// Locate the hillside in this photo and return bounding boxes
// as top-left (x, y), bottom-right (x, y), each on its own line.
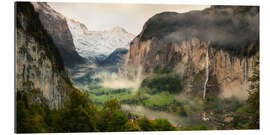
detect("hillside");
top-left (99, 48), bottom-right (129, 66)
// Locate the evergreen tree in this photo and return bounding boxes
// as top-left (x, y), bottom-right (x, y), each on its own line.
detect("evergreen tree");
top-left (57, 90), bottom-right (97, 132)
top-left (97, 98), bottom-right (128, 132)
top-left (151, 118), bottom-right (176, 131)
top-left (125, 121), bottom-right (142, 131)
top-left (136, 117), bottom-right (156, 131)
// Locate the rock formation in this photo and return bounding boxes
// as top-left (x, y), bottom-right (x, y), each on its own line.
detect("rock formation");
top-left (128, 6), bottom-right (259, 99)
top-left (16, 2), bottom-right (74, 109)
top-left (31, 2), bottom-right (85, 67)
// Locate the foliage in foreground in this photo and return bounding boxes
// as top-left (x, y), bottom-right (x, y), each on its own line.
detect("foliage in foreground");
top-left (16, 89), bottom-right (176, 133)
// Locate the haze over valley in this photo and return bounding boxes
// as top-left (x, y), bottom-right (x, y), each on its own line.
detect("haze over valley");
top-left (16, 2), bottom-right (259, 132)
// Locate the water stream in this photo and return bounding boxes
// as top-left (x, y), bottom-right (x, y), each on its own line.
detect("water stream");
top-left (203, 47), bottom-right (209, 99)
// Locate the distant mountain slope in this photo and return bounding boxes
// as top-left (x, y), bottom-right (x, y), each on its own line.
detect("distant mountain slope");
top-left (67, 19), bottom-right (135, 63)
top-left (128, 6), bottom-right (259, 99)
top-left (99, 48), bottom-right (128, 66)
top-left (31, 2), bottom-right (85, 67)
top-left (16, 2), bottom-right (74, 109)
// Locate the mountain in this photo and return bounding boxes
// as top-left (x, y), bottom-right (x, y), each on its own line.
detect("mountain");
top-left (99, 48), bottom-right (129, 66)
top-left (67, 19), bottom-right (135, 63)
top-left (31, 2), bottom-right (85, 67)
top-left (128, 6), bottom-right (259, 99)
top-left (16, 2), bottom-right (74, 109)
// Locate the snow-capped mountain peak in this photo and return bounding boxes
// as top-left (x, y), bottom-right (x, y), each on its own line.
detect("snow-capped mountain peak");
top-left (110, 26), bottom-right (127, 33)
top-left (67, 19), bottom-right (135, 63)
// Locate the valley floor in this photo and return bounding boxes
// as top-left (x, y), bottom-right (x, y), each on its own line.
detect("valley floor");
top-left (69, 63), bottom-right (252, 130)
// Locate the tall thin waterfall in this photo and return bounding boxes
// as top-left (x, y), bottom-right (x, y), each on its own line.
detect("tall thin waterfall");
top-left (203, 46), bottom-right (209, 99)
top-left (244, 58), bottom-right (248, 84)
top-left (244, 58), bottom-right (249, 89)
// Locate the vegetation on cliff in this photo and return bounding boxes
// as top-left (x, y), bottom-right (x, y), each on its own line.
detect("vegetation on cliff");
top-left (247, 57), bottom-right (259, 128)
top-left (16, 2), bottom-right (65, 73)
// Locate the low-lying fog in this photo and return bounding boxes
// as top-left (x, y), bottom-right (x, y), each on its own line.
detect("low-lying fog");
top-left (122, 104), bottom-right (184, 125)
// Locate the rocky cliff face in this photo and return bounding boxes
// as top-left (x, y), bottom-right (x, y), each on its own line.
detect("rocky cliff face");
top-left (128, 6), bottom-right (259, 99)
top-left (16, 2), bottom-right (74, 109)
top-left (31, 2), bottom-right (85, 67)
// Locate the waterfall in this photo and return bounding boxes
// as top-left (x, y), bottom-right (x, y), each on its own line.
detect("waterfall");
top-left (244, 58), bottom-right (248, 88)
top-left (203, 46), bottom-right (209, 99)
top-left (245, 59), bottom-right (248, 84)
top-left (244, 59), bottom-right (247, 83)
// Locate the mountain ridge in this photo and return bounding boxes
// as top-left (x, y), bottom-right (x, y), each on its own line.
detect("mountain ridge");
top-left (67, 18), bottom-right (135, 63)
top-left (31, 2), bottom-right (86, 67)
top-left (99, 48), bottom-right (129, 66)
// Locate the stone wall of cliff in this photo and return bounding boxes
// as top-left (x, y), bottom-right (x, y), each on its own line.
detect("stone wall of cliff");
top-left (129, 37), bottom-right (257, 99)
top-left (31, 2), bottom-right (85, 67)
top-left (16, 2), bottom-right (74, 109)
top-left (128, 6), bottom-right (259, 99)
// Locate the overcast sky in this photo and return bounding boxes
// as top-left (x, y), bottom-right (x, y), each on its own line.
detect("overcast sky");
top-left (48, 2), bottom-right (209, 35)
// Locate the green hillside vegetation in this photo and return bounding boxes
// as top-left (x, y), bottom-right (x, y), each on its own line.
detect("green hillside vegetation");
top-left (16, 89), bottom-right (177, 133)
top-left (86, 88), bottom-right (134, 105)
top-left (141, 74), bottom-right (182, 94)
top-left (125, 66), bottom-right (256, 129)
top-left (69, 62), bottom-right (259, 130)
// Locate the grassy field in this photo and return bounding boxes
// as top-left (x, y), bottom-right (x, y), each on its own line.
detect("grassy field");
top-left (86, 87), bottom-right (135, 105)
top-left (144, 92), bottom-right (175, 107)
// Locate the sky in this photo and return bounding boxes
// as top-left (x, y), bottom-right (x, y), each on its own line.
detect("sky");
top-left (48, 2), bottom-right (209, 35)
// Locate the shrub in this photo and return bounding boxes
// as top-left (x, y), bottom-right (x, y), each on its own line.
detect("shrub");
top-left (141, 74), bottom-right (182, 93)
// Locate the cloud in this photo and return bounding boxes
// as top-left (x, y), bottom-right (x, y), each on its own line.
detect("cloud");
top-left (144, 6), bottom-right (259, 50)
top-left (92, 65), bottom-right (144, 91)
top-left (48, 2), bottom-right (209, 35)
top-left (218, 85), bottom-right (249, 100)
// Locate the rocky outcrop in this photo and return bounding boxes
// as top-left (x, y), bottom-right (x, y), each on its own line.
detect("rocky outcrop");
top-left (31, 2), bottom-right (85, 67)
top-left (128, 6), bottom-right (259, 99)
top-left (16, 2), bottom-right (74, 109)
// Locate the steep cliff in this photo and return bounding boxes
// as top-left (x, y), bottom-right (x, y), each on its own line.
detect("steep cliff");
top-left (128, 6), bottom-right (259, 99)
top-left (16, 2), bottom-right (74, 109)
top-left (31, 2), bottom-right (85, 67)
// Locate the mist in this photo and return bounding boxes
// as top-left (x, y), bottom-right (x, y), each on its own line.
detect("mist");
top-left (122, 104), bottom-right (186, 125)
top-left (173, 62), bottom-right (187, 76)
top-left (218, 85), bottom-right (249, 100)
top-left (142, 6), bottom-right (259, 56)
top-left (92, 65), bottom-right (144, 91)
